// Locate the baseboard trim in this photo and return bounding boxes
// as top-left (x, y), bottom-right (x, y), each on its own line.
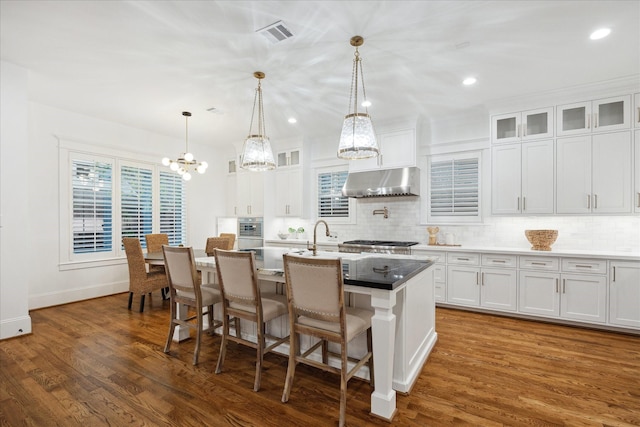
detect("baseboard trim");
top-left (29, 280), bottom-right (129, 310)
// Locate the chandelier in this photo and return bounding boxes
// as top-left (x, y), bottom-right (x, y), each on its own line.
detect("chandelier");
top-left (162, 111), bottom-right (208, 181)
top-left (241, 71), bottom-right (276, 171)
top-left (337, 36), bottom-right (380, 160)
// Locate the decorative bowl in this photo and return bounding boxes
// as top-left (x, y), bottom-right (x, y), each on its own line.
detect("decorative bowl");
top-left (277, 233), bottom-right (289, 240)
top-left (525, 229), bottom-right (558, 251)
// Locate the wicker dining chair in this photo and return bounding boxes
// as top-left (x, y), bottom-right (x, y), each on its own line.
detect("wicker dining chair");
top-left (281, 254), bottom-right (374, 427)
top-left (145, 233), bottom-right (169, 274)
top-left (162, 246), bottom-right (222, 365)
top-left (206, 237), bottom-right (234, 256)
top-left (219, 233), bottom-right (236, 250)
top-left (213, 249), bottom-right (289, 391)
top-left (122, 237), bottom-right (168, 313)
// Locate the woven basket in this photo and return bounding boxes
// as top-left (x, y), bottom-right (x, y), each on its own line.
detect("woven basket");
top-left (525, 229), bottom-right (558, 251)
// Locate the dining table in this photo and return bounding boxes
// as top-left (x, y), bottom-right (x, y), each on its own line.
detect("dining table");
top-left (144, 246), bottom-right (438, 422)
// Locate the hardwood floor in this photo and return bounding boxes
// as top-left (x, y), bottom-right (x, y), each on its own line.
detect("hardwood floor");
top-left (1, 293), bottom-right (638, 426)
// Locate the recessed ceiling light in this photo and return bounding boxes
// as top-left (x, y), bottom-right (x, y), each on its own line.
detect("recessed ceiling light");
top-left (590, 28), bottom-right (611, 40)
top-left (288, 117), bottom-right (297, 124)
top-left (462, 77), bottom-right (477, 86)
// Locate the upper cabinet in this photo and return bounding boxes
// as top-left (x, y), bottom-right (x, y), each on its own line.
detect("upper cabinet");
top-left (492, 140), bottom-right (554, 215)
top-left (556, 131), bottom-right (632, 214)
top-left (277, 149), bottom-right (301, 168)
top-left (349, 128), bottom-right (416, 172)
top-left (635, 93), bottom-right (640, 128)
top-left (236, 171), bottom-right (264, 217)
top-left (491, 107), bottom-right (554, 144)
top-left (556, 95), bottom-right (631, 137)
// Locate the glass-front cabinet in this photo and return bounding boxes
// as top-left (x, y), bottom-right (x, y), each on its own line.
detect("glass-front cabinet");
top-left (277, 149), bottom-right (301, 167)
top-left (491, 107), bottom-right (553, 144)
top-left (556, 95), bottom-right (631, 136)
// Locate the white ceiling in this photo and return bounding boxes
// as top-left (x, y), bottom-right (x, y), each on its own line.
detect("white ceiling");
top-left (1, 0), bottom-right (639, 148)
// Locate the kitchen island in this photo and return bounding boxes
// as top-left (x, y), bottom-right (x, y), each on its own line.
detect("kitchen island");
top-left (196, 247), bottom-right (438, 421)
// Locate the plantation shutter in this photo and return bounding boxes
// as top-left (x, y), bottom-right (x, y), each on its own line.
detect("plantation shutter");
top-left (318, 170), bottom-right (349, 218)
top-left (121, 165), bottom-right (153, 246)
top-left (159, 171), bottom-right (186, 245)
top-left (72, 159), bottom-right (113, 253)
top-left (430, 158), bottom-right (479, 216)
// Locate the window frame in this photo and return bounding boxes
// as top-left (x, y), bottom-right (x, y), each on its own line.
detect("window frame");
top-left (59, 141), bottom-right (188, 270)
top-left (315, 165), bottom-right (356, 225)
top-left (425, 150), bottom-right (482, 224)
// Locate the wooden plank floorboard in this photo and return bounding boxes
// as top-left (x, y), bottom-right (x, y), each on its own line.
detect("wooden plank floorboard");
top-left (1, 294), bottom-right (638, 426)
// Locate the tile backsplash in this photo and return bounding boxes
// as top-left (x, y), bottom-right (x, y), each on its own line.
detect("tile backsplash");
top-left (282, 198), bottom-right (639, 253)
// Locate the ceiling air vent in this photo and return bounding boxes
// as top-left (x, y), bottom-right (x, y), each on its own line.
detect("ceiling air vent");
top-left (256, 21), bottom-right (294, 44)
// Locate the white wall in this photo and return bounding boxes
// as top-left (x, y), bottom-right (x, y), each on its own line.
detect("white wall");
top-left (0, 61), bottom-right (32, 339)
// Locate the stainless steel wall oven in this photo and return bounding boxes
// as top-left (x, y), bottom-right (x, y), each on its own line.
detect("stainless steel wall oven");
top-left (237, 217), bottom-right (264, 250)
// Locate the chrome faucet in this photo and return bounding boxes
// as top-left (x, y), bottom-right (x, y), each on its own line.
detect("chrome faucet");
top-left (308, 220), bottom-right (330, 256)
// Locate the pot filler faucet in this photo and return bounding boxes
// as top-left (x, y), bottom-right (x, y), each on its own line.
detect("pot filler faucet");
top-left (308, 220), bottom-right (330, 256)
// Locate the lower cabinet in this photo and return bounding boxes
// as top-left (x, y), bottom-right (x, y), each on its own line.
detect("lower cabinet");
top-left (609, 261), bottom-right (640, 328)
top-left (446, 265), bottom-right (517, 312)
top-left (414, 248), bottom-right (639, 333)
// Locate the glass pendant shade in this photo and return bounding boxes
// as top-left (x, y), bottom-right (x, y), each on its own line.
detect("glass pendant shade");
top-left (241, 71), bottom-right (276, 171)
top-left (337, 36), bottom-right (380, 160)
top-left (338, 112), bottom-right (379, 159)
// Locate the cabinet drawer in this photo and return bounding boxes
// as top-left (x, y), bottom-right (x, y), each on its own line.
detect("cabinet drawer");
top-left (482, 254), bottom-right (517, 268)
top-left (428, 252), bottom-right (447, 263)
top-left (519, 256), bottom-right (559, 271)
top-left (447, 252), bottom-right (480, 265)
top-left (433, 264), bottom-right (446, 283)
top-left (562, 258), bottom-right (607, 275)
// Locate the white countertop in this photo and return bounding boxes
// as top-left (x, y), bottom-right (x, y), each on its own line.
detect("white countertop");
top-left (411, 244), bottom-right (640, 261)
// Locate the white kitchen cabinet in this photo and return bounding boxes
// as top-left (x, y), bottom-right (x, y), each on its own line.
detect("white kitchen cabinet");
top-left (634, 93), bottom-right (640, 128)
top-left (559, 274), bottom-right (607, 323)
top-left (491, 107), bottom-right (553, 144)
top-left (556, 95), bottom-right (631, 136)
top-left (447, 265), bottom-right (479, 306)
top-left (277, 148), bottom-right (301, 168)
top-left (236, 171), bottom-right (264, 216)
top-left (433, 263), bottom-right (446, 302)
top-left (609, 261), bottom-right (640, 328)
top-left (225, 173), bottom-right (238, 216)
top-left (480, 268), bottom-right (517, 312)
top-left (635, 132), bottom-right (640, 213)
top-left (275, 167), bottom-right (302, 217)
top-left (491, 140), bottom-right (554, 214)
top-left (349, 128), bottom-right (416, 172)
top-left (556, 131), bottom-right (632, 213)
top-left (518, 270), bottom-right (560, 317)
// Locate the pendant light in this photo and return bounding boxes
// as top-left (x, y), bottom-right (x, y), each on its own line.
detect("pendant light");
top-left (161, 111), bottom-right (208, 181)
top-left (337, 36), bottom-right (379, 160)
top-left (241, 71), bottom-right (276, 171)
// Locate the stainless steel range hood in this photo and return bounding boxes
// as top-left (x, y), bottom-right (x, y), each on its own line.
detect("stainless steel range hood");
top-left (342, 167), bottom-right (420, 198)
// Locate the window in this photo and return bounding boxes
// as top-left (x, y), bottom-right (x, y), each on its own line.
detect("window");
top-left (318, 169), bottom-right (349, 219)
top-left (159, 171), bottom-right (186, 246)
top-left (72, 159), bottom-right (113, 254)
top-left (121, 165), bottom-right (153, 246)
top-left (62, 143), bottom-right (188, 266)
top-left (427, 152), bottom-right (481, 223)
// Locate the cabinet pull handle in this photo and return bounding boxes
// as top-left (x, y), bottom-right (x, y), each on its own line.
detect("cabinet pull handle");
top-left (517, 197), bottom-right (521, 211)
top-left (476, 272), bottom-right (479, 285)
top-left (575, 264), bottom-right (592, 268)
top-left (637, 192), bottom-right (640, 208)
top-left (612, 266), bottom-right (616, 282)
top-left (555, 278), bottom-right (559, 293)
top-left (587, 194), bottom-right (591, 209)
top-left (586, 113), bottom-right (590, 129)
top-left (637, 107), bottom-right (640, 124)
top-left (594, 194), bottom-right (598, 209)
top-left (562, 279), bottom-right (566, 294)
top-left (458, 258), bottom-right (470, 261)
top-left (517, 124), bottom-right (521, 138)
top-left (594, 112), bottom-right (598, 128)
top-left (481, 272), bottom-right (485, 286)
top-left (531, 262), bottom-right (546, 266)
top-left (523, 196), bottom-right (526, 211)
top-left (492, 260), bottom-right (506, 263)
